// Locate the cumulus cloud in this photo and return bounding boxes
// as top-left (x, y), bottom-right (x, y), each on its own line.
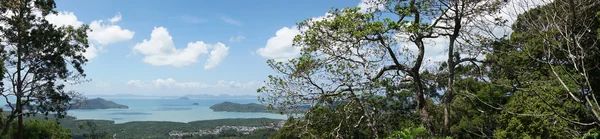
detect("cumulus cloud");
top-left (220, 16), bottom-right (242, 26)
top-left (126, 80), bottom-right (145, 88)
top-left (45, 11), bottom-right (84, 28)
top-left (44, 12), bottom-right (135, 60)
top-left (256, 27), bottom-right (301, 62)
top-left (256, 14), bottom-right (332, 62)
top-left (126, 78), bottom-right (260, 89)
top-left (205, 44), bottom-right (229, 70)
top-left (109, 13), bottom-right (122, 23)
top-left (357, 0), bottom-right (386, 13)
top-left (88, 14), bottom-right (135, 45)
top-left (83, 44), bottom-right (99, 60)
top-left (132, 27), bottom-right (229, 68)
top-left (228, 35), bottom-right (245, 43)
top-left (481, 0), bottom-right (552, 38)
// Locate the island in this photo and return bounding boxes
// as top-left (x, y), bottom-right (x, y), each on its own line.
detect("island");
top-left (209, 102), bottom-right (269, 113)
top-left (178, 96), bottom-right (190, 100)
top-left (192, 103), bottom-right (199, 105)
top-left (5, 98), bottom-right (128, 110)
top-left (71, 98), bottom-right (129, 109)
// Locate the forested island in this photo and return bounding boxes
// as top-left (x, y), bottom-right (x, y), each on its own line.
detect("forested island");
top-left (210, 102), bottom-right (269, 113)
top-left (71, 98), bottom-right (129, 109)
top-left (5, 98), bottom-right (128, 110)
top-left (178, 96), bottom-right (191, 100)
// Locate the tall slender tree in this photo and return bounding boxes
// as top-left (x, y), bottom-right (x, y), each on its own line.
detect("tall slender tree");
top-left (0, 0), bottom-right (90, 138)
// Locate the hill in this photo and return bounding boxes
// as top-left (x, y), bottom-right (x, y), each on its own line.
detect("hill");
top-left (209, 102), bottom-right (269, 113)
top-left (5, 98), bottom-right (128, 110)
top-left (71, 98), bottom-right (128, 109)
top-left (178, 96), bottom-right (191, 100)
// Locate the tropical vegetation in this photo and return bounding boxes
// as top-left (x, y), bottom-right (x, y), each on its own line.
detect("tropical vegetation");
top-left (259, 0), bottom-right (600, 138)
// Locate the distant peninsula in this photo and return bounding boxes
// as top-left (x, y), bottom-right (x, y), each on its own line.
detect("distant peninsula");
top-left (5, 98), bottom-right (128, 110)
top-left (209, 102), bottom-right (269, 113)
top-left (71, 98), bottom-right (128, 109)
top-left (178, 96), bottom-right (190, 100)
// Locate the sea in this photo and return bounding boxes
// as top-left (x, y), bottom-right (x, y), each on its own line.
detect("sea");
top-left (10, 98), bottom-right (287, 124)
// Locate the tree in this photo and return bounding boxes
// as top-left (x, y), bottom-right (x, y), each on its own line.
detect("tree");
top-left (258, 3), bottom-right (447, 137)
top-left (0, 0), bottom-right (90, 138)
top-left (260, 0), bottom-right (600, 138)
top-left (258, 0), bottom-right (505, 136)
top-left (420, 0), bottom-right (504, 136)
top-left (448, 0), bottom-right (600, 138)
top-left (490, 0), bottom-right (600, 130)
top-left (510, 0), bottom-right (600, 125)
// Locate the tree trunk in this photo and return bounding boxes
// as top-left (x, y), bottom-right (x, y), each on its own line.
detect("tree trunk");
top-left (412, 38), bottom-right (430, 133)
top-left (414, 73), bottom-right (431, 131)
top-left (15, 17), bottom-right (23, 139)
top-left (16, 98), bottom-right (23, 139)
top-left (443, 36), bottom-right (456, 137)
top-left (443, 5), bottom-right (462, 135)
top-left (16, 54), bottom-right (23, 139)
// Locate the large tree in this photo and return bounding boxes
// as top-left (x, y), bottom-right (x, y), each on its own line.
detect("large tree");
top-left (0, 0), bottom-right (90, 138)
top-left (445, 0), bottom-right (600, 138)
top-left (513, 0), bottom-right (600, 124)
top-left (258, 0), bottom-right (505, 137)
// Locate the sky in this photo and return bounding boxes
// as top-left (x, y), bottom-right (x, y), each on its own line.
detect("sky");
top-left (45, 0), bottom-right (547, 97)
top-left (46, 0), bottom-right (371, 96)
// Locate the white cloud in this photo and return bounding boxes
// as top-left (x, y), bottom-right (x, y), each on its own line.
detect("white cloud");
top-left (88, 14), bottom-right (135, 45)
top-left (220, 16), bottom-right (242, 26)
top-left (126, 80), bottom-right (145, 88)
top-left (228, 35), bottom-right (245, 43)
top-left (357, 0), bottom-right (385, 13)
top-left (127, 78), bottom-right (260, 89)
top-left (481, 0), bottom-right (552, 38)
top-left (256, 13), bottom-right (332, 62)
top-left (109, 12), bottom-right (122, 23)
top-left (204, 44), bottom-right (229, 70)
top-left (256, 27), bottom-right (301, 62)
top-left (132, 27), bottom-right (229, 68)
top-left (43, 12), bottom-right (134, 60)
top-left (45, 11), bottom-right (84, 28)
top-left (83, 44), bottom-right (99, 60)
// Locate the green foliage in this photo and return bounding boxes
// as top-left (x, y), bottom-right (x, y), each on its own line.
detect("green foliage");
top-left (269, 100), bottom-right (419, 139)
top-left (386, 126), bottom-right (454, 139)
top-left (262, 0), bottom-right (600, 138)
top-left (5, 113), bottom-right (283, 139)
top-left (386, 126), bottom-right (427, 139)
top-left (582, 128), bottom-right (600, 139)
top-left (4, 120), bottom-right (71, 139)
top-left (76, 118), bottom-right (280, 138)
top-left (78, 121), bottom-right (110, 139)
top-left (209, 101), bottom-right (270, 113)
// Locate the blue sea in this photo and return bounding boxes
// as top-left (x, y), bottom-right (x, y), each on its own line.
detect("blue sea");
top-left (64, 98), bottom-right (286, 123)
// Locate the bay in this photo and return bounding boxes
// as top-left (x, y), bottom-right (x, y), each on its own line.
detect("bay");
top-left (66, 98), bottom-right (287, 123)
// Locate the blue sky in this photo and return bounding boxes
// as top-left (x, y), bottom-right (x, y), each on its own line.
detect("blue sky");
top-left (46, 0), bottom-right (370, 96)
